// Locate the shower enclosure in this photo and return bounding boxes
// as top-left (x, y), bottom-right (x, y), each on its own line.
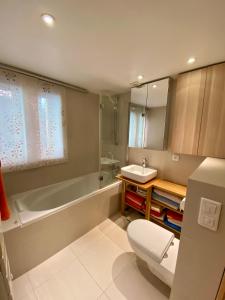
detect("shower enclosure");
top-left (99, 93), bottom-right (129, 186)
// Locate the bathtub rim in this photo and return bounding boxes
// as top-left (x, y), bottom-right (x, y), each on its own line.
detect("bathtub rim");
top-left (3, 179), bottom-right (121, 233)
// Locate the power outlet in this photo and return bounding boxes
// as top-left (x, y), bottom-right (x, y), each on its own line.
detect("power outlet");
top-left (172, 153), bottom-right (180, 162)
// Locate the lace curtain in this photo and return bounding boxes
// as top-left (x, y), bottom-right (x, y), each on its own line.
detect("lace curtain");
top-left (0, 69), bottom-right (67, 172)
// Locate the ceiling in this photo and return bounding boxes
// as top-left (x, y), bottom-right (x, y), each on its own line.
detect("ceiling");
top-left (0, 0), bottom-right (225, 93)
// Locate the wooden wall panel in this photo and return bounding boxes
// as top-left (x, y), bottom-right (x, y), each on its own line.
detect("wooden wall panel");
top-left (198, 63), bottom-right (225, 158)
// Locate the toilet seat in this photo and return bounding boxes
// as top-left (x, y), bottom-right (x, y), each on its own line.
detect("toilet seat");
top-left (127, 219), bottom-right (174, 263)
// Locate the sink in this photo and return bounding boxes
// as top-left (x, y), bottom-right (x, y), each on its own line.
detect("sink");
top-left (121, 164), bottom-right (157, 183)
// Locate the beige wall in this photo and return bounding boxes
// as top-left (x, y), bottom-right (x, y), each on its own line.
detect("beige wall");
top-left (3, 89), bottom-right (99, 195)
top-left (171, 158), bottom-right (225, 300)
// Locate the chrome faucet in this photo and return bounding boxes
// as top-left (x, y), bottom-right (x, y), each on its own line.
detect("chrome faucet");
top-left (142, 157), bottom-right (147, 168)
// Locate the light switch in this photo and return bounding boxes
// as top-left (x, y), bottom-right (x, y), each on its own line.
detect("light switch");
top-left (198, 197), bottom-right (222, 231)
top-left (203, 202), bottom-right (217, 214)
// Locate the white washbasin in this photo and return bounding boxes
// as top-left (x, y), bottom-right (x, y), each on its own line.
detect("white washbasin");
top-left (121, 164), bottom-right (157, 183)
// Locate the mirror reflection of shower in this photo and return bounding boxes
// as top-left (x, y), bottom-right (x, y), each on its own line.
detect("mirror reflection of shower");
top-left (99, 91), bottom-right (129, 187)
top-left (100, 93), bottom-right (119, 146)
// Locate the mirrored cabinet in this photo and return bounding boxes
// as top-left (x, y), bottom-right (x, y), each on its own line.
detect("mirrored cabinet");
top-left (128, 77), bottom-right (171, 150)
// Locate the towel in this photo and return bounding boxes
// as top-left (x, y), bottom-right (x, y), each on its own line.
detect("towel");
top-left (167, 218), bottom-right (182, 227)
top-left (136, 188), bottom-right (147, 197)
top-left (164, 219), bottom-right (181, 232)
top-left (180, 197), bottom-right (186, 211)
top-left (152, 192), bottom-right (180, 210)
top-left (125, 191), bottom-right (146, 211)
top-left (126, 191), bottom-right (145, 204)
top-left (0, 161), bottom-right (10, 221)
top-left (150, 210), bottom-right (165, 221)
top-left (167, 210), bottom-right (183, 222)
top-left (150, 203), bottom-right (162, 213)
top-left (154, 188), bottom-right (182, 204)
top-left (126, 198), bottom-right (146, 211)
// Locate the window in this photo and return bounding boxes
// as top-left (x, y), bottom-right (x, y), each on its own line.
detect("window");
top-left (0, 69), bottom-right (66, 172)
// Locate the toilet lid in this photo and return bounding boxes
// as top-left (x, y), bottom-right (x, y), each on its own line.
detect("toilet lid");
top-left (127, 219), bottom-right (174, 263)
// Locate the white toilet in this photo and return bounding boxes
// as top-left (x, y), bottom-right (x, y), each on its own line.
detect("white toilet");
top-left (127, 219), bottom-right (180, 287)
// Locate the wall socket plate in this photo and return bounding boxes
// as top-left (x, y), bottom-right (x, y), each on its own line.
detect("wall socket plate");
top-left (172, 153), bottom-right (180, 161)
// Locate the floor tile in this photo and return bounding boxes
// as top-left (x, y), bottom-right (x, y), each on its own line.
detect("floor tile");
top-left (110, 214), bottom-right (130, 230)
top-left (98, 219), bottom-right (116, 235)
top-left (13, 216), bottom-right (171, 300)
top-left (78, 234), bottom-right (135, 290)
top-left (28, 246), bottom-right (75, 288)
top-left (69, 227), bottom-right (104, 257)
top-left (98, 292), bottom-right (110, 299)
top-left (13, 274), bottom-right (36, 300)
top-left (57, 259), bottom-right (102, 299)
top-left (35, 259), bottom-right (102, 300)
top-left (102, 223), bottom-right (133, 252)
top-left (105, 259), bottom-right (170, 300)
top-left (35, 277), bottom-right (72, 300)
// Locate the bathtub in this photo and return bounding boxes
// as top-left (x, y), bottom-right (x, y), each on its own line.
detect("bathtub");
top-left (11, 171), bottom-right (119, 225)
top-left (5, 171), bottom-right (121, 278)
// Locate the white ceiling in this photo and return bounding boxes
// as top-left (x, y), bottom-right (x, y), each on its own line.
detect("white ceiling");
top-left (0, 0), bottom-right (225, 93)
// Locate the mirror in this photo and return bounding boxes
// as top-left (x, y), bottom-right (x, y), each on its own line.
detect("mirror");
top-left (128, 78), bottom-right (170, 150)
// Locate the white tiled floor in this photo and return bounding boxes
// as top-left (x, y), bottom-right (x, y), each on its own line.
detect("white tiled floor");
top-left (12, 214), bottom-right (170, 300)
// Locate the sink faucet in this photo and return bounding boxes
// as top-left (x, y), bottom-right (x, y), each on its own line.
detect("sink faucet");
top-left (142, 157), bottom-right (147, 168)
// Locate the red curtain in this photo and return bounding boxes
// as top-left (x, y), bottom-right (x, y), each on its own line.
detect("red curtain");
top-left (0, 161), bottom-right (10, 220)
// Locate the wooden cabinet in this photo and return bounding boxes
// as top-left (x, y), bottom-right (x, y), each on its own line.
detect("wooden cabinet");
top-left (116, 175), bottom-right (187, 238)
top-left (216, 269), bottom-right (225, 300)
top-left (198, 63), bottom-right (225, 157)
top-left (170, 68), bottom-right (206, 155)
top-left (170, 62), bottom-right (225, 158)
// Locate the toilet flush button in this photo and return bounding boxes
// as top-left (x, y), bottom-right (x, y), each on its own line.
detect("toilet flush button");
top-left (198, 197), bottom-right (222, 231)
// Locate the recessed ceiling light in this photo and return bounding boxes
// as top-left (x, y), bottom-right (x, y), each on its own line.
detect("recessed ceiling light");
top-left (152, 84), bottom-right (157, 88)
top-left (41, 13), bottom-right (55, 26)
top-left (187, 57), bottom-right (196, 64)
top-left (137, 75), bottom-right (143, 81)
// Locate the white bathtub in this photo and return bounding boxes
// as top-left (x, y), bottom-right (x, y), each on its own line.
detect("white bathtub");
top-left (6, 171), bottom-right (121, 277)
top-left (11, 171), bottom-right (119, 225)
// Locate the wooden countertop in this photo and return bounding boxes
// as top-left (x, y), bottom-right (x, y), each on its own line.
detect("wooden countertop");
top-left (116, 175), bottom-right (187, 198)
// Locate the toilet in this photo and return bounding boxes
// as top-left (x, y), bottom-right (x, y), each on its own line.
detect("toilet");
top-left (127, 219), bottom-right (180, 287)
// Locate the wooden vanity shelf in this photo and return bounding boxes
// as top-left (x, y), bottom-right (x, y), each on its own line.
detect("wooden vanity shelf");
top-left (116, 175), bottom-right (187, 238)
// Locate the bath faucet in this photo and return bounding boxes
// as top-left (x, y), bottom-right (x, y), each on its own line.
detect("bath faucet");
top-left (142, 157), bottom-right (147, 168)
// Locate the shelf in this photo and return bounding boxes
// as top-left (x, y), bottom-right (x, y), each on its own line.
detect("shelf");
top-left (116, 174), bottom-right (158, 190)
top-left (118, 174), bottom-right (186, 237)
top-left (150, 216), bottom-right (181, 236)
top-left (152, 180), bottom-right (186, 198)
top-left (125, 202), bottom-right (146, 216)
top-left (116, 174), bottom-right (187, 197)
top-left (126, 188), bottom-right (147, 199)
top-left (151, 199), bottom-right (183, 215)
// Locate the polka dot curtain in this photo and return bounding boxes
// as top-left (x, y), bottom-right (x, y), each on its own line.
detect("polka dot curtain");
top-left (0, 69), bottom-right (67, 172)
